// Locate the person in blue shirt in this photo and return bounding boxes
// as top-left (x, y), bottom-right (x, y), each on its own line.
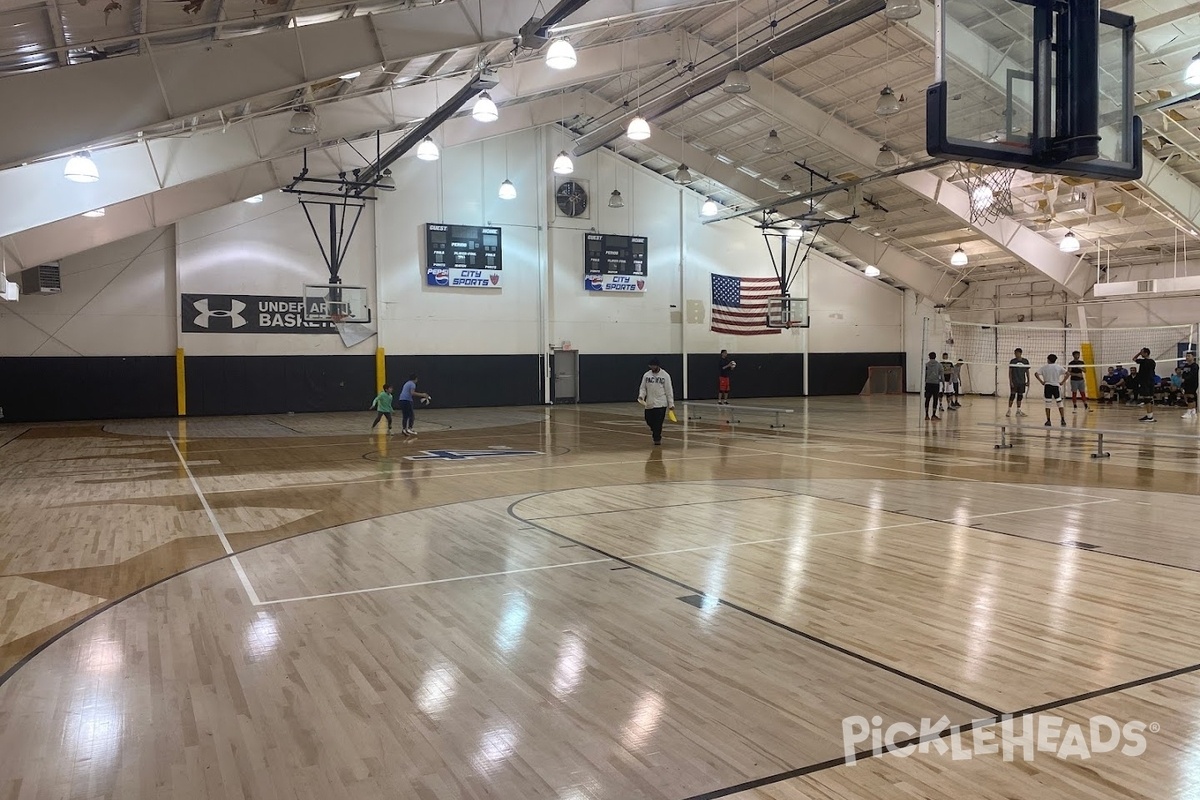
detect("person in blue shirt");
top-left (396, 373), bottom-right (432, 436)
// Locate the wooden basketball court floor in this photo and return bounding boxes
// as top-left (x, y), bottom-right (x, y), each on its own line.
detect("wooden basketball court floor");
top-left (1, 395), bottom-right (1199, 799)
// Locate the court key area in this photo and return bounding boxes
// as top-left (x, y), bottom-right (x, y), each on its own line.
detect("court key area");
top-left (2, 396), bottom-right (1199, 799)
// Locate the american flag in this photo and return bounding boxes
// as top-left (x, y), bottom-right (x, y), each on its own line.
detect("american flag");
top-left (711, 273), bottom-right (781, 336)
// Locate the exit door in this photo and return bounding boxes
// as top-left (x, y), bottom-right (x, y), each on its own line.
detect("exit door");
top-left (554, 350), bottom-right (579, 403)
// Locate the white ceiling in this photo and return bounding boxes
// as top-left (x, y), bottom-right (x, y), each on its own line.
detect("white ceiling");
top-left (0, 0), bottom-right (1198, 304)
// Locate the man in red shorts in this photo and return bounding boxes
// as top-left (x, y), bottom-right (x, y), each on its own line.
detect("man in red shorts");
top-left (718, 349), bottom-right (736, 405)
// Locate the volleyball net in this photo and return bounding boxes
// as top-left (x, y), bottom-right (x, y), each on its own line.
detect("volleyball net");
top-left (926, 321), bottom-right (1198, 396)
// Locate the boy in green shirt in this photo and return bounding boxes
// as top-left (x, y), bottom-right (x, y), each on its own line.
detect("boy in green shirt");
top-left (370, 384), bottom-right (395, 433)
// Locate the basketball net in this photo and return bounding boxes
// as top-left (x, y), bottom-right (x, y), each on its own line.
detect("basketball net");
top-left (956, 162), bottom-right (1016, 225)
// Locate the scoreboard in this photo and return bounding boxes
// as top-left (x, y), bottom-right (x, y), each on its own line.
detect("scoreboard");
top-left (426, 223), bottom-right (502, 270)
top-left (425, 223), bottom-right (503, 289)
top-left (584, 233), bottom-right (647, 276)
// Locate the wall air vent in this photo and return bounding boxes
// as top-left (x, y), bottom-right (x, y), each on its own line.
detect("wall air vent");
top-left (18, 263), bottom-right (61, 294)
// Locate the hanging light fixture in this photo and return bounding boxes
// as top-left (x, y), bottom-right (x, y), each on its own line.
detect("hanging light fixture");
top-left (762, 129), bottom-right (783, 154)
top-left (786, 223), bottom-right (804, 240)
top-left (673, 164), bottom-right (694, 184)
top-left (778, 173), bottom-right (795, 193)
top-left (723, 68), bottom-right (751, 94)
top-left (243, 194), bottom-right (264, 204)
top-left (608, 189), bottom-right (625, 208)
top-left (375, 170), bottom-right (396, 191)
top-left (339, 71), bottom-right (361, 81)
top-left (1186, 52), bottom-right (1200, 86)
top-left (545, 38), bottom-right (577, 70)
top-left (64, 151), bottom-right (99, 183)
top-left (627, 115), bottom-right (651, 141)
top-left (950, 245), bottom-right (968, 266)
top-left (885, 0), bottom-right (921, 20)
top-left (971, 185), bottom-right (995, 211)
top-left (701, 198), bottom-right (719, 217)
top-left (82, 207), bottom-right (106, 218)
top-left (723, 3), bottom-right (750, 93)
top-left (553, 150), bottom-right (574, 175)
top-left (1060, 231), bottom-right (1081, 252)
top-left (875, 86), bottom-right (901, 116)
top-left (875, 144), bottom-right (898, 169)
top-left (288, 106), bottom-right (318, 135)
top-left (472, 92), bottom-right (498, 123)
top-left (498, 179), bottom-right (517, 200)
top-left (417, 136), bottom-right (440, 161)
top-left (864, 265), bottom-right (881, 277)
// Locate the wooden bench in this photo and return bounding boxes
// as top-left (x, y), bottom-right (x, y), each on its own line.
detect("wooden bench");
top-left (979, 422), bottom-right (1200, 459)
top-left (684, 402), bottom-right (795, 429)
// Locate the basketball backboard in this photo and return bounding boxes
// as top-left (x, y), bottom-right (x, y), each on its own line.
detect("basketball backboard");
top-left (766, 296), bottom-right (809, 329)
top-left (926, 0), bottom-right (1141, 180)
top-left (302, 284), bottom-right (371, 323)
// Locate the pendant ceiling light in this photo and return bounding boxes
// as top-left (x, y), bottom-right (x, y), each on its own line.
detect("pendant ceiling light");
top-left (288, 106), bottom-right (318, 135)
top-left (64, 151), bottom-right (99, 183)
top-left (786, 223), bottom-right (804, 240)
top-left (416, 136), bottom-right (440, 161)
top-left (1060, 231), bottom-right (1081, 252)
top-left (82, 207), bottom-right (106, 218)
top-left (1186, 53), bottom-right (1200, 86)
top-left (971, 185), bottom-right (995, 211)
top-left (723, 69), bottom-right (751, 94)
top-left (243, 194), bottom-right (264, 204)
top-left (885, 0), bottom-right (921, 20)
top-left (498, 179), bottom-right (517, 200)
top-left (627, 115), bottom-right (651, 140)
top-left (723, 3), bottom-right (750, 94)
top-left (864, 265), bottom-right (881, 277)
top-left (875, 144), bottom-right (898, 169)
top-left (472, 92), bottom-right (498, 123)
top-left (339, 71), bottom-right (361, 81)
top-left (778, 173), bottom-right (795, 193)
top-left (875, 86), bottom-right (901, 116)
top-left (553, 150), bottom-right (574, 175)
top-left (763, 129), bottom-right (783, 154)
top-left (701, 198), bottom-right (719, 217)
top-left (608, 189), bottom-right (625, 208)
top-left (950, 245), bottom-right (968, 266)
top-left (545, 38), bottom-right (577, 70)
top-left (375, 169), bottom-right (396, 191)
top-left (673, 164), bottom-right (694, 184)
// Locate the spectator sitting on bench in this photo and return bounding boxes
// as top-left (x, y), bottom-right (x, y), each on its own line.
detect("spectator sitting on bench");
top-left (1099, 367), bottom-right (1122, 404)
top-left (1165, 368), bottom-right (1185, 406)
top-left (1124, 367), bottom-right (1138, 404)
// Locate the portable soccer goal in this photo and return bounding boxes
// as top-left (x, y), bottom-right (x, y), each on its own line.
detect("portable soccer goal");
top-left (860, 366), bottom-right (904, 395)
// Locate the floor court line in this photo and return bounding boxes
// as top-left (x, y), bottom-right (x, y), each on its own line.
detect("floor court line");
top-left (168, 433), bottom-right (263, 606)
top-left (947, 497), bottom-right (1121, 522)
top-left (253, 557), bottom-right (612, 606)
top-left (507, 495), bottom-right (1003, 718)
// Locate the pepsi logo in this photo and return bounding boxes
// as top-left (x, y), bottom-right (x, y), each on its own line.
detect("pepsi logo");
top-left (430, 269), bottom-right (449, 286)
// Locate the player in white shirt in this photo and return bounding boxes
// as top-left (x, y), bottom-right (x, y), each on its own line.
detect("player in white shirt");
top-left (637, 357), bottom-right (676, 445)
top-left (1035, 353), bottom-right (1068, 427)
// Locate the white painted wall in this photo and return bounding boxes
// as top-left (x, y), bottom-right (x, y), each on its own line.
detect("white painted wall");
top-left (177, 189), bottom-right (377, 356)
top-left (1, 126), bottom-right (906, 379)
top-left (0, 228), bottom-right (175, 356)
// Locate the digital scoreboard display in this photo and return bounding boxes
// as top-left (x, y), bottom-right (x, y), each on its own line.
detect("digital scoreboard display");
top-left (425, 224), bottom-right (503, 271)
top-left (584, 233), bottom-right (647, 276)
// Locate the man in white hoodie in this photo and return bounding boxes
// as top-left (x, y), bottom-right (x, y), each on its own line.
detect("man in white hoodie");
top-left (637, 357), bottom-right (675, 446)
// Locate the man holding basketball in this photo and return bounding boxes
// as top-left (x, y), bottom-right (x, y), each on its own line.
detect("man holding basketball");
top-left (718, 350), bottom-right (736, 405)
top-left (397, 373), bottom-right (432, 436)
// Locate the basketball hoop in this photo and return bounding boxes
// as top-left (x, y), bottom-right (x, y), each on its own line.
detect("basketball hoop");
top-left (956, 162), bottom-right (1016, 225)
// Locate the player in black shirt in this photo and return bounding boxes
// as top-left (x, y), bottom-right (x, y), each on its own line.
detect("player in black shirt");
top-left (1182, 351), bottom-right (1198, 420)
top-left (718, 349), bottom-right (736, 405)
top-left (1133, 347), bottom-right (1157, 422)
top-left (1066, 351), bottom-right (1090, 411)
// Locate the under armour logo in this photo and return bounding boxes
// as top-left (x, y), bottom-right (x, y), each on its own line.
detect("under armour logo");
top-left (192, 298), bottom-right (247, 329)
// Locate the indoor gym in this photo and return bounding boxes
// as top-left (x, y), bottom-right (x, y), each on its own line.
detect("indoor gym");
top-left (1, 0), bottom-right (1200, 798)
